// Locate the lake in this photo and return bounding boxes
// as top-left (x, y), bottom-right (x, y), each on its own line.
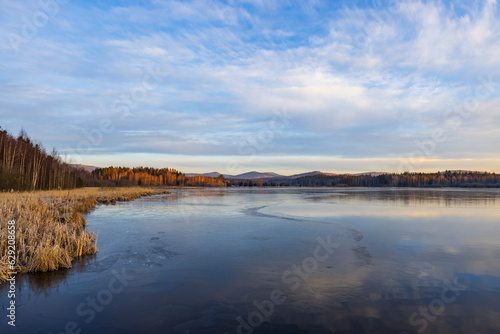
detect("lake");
top-left (2, 188), bottom-right (500, 333)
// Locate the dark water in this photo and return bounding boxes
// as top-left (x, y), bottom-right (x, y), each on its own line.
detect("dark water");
top-left (2, 188), bottom-right (500, 334)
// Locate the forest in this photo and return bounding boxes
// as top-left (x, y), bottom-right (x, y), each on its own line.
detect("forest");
top-left (234, 171), bottom-right (500, 188)
top-left (0, 126), bottom-right (228, 190)
top-left (0, 127), bottom-right (86, 191)
top-left (89, 166), bottom-right (228, 187)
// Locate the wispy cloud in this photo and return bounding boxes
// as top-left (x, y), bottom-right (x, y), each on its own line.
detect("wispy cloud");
top-left (0, 0), bottom-right (499, 172)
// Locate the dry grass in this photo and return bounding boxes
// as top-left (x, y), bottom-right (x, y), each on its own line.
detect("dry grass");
top-left (0, 187), bottom-right (167, 283)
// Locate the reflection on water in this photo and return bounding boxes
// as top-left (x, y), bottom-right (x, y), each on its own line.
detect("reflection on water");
top-left (305, 188), bottom-right (500, 208)
top-left (1, 188), bottom-right (500, 334)
top-left (0, 254), bottom-right (97, 302)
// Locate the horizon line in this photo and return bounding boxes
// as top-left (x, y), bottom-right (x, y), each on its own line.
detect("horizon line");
top-left (75, 165), bottom-right (499, 176)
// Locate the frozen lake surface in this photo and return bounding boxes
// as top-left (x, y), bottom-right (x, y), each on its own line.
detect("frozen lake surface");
top-left (2, 188), bottom-right (500, 333)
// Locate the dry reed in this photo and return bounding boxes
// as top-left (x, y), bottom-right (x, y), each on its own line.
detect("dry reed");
top-left (0, 187), bottom-right (167, 283)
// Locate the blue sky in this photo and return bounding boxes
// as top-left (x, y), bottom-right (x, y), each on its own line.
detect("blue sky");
top-left (1, 0), bottom-right (499, 174)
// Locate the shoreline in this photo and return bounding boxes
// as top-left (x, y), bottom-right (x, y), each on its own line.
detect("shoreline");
top-left (0, 187), bottom-right (169, 284)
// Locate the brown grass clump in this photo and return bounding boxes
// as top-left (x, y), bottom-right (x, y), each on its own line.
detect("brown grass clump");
top-left (0, 260), bottom-right (9, 282)
top-left (0, 187), bottom-right (167, 284)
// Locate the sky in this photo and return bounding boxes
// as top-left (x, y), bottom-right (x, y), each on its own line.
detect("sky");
top-left (1, 0), bottom-right (500, 175)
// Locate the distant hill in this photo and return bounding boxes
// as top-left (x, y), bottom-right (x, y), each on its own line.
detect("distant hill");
top-left (289, 171), bottom-right (323, 178)
top-left (186, 171), bottom-right (352, 180)
top-left (286, 171), bottom-right (338, 178)
top-left (185, 172), bottom-right (222, 178)
top-left (185, 170), bottom-right (413, 181)
top-left (354, 172), bottom-right (386, 177)
top-left (447, 170), bottom-right (472, 174)
top-left (70, 164), bottom-right (100, 173)
top-left (229, 171), bottom-right (284, 179)
top-left (186, 171), bottom-right (285, 179)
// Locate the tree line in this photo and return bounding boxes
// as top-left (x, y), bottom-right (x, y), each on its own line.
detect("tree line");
top-left (230, 171), bottom-right (500, 188)
top-left (0, 126), bottom-right (228, 191)
top-left (89, 166), bottom-right (228, 187)
top-left (0, 127), bottom-right (85, 191)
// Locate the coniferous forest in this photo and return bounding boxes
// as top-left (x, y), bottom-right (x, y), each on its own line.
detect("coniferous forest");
top-left (248, 171), bottom-right (500, 188)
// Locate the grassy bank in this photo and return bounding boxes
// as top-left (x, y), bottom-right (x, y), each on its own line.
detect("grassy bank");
top-left (0, 187), bottom-right (167, 283)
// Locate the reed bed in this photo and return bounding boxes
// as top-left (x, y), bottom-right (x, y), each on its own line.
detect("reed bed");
top-left (0, 187), bottom-right (167, 283)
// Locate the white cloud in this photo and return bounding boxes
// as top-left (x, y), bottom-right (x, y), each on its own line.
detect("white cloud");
top-left (1, 0), bottom-right (499, 171)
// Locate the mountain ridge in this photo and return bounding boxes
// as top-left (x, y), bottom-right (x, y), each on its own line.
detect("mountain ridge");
top-left (185, 171), bottom-right (387, 180)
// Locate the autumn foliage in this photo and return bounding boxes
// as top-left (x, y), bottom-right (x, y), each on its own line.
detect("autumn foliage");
top-left (89, 166), bottom-right (227, 187)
